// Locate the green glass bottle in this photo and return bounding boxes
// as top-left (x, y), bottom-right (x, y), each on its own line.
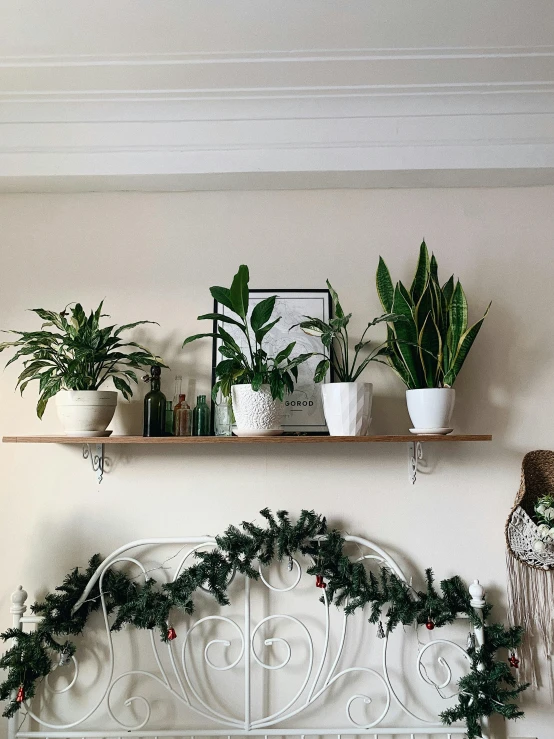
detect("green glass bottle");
top-left (165, 400), bottom-right (173, 436)
top-left (143, 366), bottom-right (167, 437)
top-left (193, 394), bottom-right (210, 436)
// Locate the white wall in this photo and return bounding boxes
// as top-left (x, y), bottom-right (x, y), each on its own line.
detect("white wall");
top-left (0, 187), bottom-right (553, 737)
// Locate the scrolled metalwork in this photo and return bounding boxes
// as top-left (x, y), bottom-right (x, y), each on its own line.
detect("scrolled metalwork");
top-left (12, 535), bottom-right (479, 738)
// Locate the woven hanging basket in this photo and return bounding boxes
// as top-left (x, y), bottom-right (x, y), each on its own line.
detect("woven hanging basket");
top-left (506, 450), bottom-right (554, 690)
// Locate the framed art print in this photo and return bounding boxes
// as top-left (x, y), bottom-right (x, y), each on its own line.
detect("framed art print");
top-left (212, 289), bottom-right (332, 433)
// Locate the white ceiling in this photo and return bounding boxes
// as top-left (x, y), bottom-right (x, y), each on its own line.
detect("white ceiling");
top-left (1, 1), bottom-right (554, 191)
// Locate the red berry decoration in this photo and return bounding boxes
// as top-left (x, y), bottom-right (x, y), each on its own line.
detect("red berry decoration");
top-left (167, 627), bottom-right (177, 641)
top-left (509, 652), bottom-right (520, 668)
top-left (315, 575), bottom-right (326, 589)
top-left (16, 685), bottom-right (25, 703)
top-left (425, 618), bottom-right (435, 630)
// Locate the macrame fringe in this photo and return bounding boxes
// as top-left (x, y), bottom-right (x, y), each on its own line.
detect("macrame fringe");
top-left (506, 550), bottom-right (554, 694)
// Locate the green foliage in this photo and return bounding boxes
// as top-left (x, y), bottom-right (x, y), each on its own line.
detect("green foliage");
top-left (291, 280), bottom-right (405, 383)
top-left (376, 241), bottom-right (491, 389)
top-left (0, 302), bottom-right (166, 417)
top-left (0, 509), bottom-right (526, 738)
top-left (183, 265), bottom-right (313, 400)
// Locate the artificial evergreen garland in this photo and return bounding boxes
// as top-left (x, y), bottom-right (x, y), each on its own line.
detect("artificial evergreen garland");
top-left (0, 509), bottom-right (527, 738)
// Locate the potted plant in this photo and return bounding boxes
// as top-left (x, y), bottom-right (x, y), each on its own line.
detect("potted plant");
top-left (0, 302), bottom-right (166, 436)
top-left (376, 240), bottom-right (491, 433)
top-left (183, 265), bottom-right (312, 436)
top-left (292, 281), bottom-right (403, 436)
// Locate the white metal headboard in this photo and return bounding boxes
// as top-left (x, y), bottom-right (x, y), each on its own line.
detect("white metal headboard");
top-left (7, 535), bottom-right (488, 739)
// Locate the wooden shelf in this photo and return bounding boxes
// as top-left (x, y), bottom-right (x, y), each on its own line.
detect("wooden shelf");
top-left (2, 434), bottom-right (492, 445)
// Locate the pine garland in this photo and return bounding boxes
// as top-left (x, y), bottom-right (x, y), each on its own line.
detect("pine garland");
top-left (0, 509), bottom-right (527, 738)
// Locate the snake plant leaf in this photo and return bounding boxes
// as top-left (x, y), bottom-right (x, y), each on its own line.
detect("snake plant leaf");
top-left (229, 265), bottom-right (250, 319)
top-left (414, 280), bottom-right (434, 335)
top-left (410, 240), bottom-right (430, 304)
top-left (418, 313), bottom-right (442, 388)
top-left (391, 283), bottom-right (421, 389)
top-left (448, 280), bottom-right (468, 358)
top-left (430, 253), bottom-right (439, 282)
top-left (376, 257), bottom-right (394, 313)
top-left (197, 313), bottom-right (246, 331)
top-left (326, 280), bottom-right (344, 319)
top-left (250, 296), bottom-right (277, 333)
top-left (209, 286), bottom-right (235, 313)
top-left (444, 302), bottom-right (491, 386)
top-left (384, 332), bottom-right (415, 388)
top-left (442, 276), bottom-right (455, 307)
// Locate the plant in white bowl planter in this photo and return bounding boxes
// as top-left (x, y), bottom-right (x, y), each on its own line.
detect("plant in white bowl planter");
top-left (376, 240), bottom-right (491, 434)
top-left (0, 302), bottom-right (166, 436)
top-left (183, 265), bottom-right (313, 436)
top-left (293, 281), bottom-right (404, 436)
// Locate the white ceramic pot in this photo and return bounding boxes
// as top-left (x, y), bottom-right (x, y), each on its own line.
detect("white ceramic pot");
top-left (406, 388), bottom-right (455, 432)
top-left (231, 384), bottom-right (283, 436)
top-left (320, 382), bottom-right (373, 436)
top-left (55, 390), bottom-right (118, 437)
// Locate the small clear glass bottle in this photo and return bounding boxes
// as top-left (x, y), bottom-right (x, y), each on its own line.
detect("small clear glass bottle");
top-left (173, 394), bottom-right (192, 436)
top-left (173, 375), bottom-right (183, 408)
top-left (214, 394), bottom-right (233, 436)
top-left (193, 395), bottom-right (210, 436)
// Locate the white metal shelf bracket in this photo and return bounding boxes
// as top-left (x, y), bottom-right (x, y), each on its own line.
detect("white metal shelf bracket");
top-left (408, 441), bottom-right (424, 484)
top-left (82, 444), bottom-right (107, 483)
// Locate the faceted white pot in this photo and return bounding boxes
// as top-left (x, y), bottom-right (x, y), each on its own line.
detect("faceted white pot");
top-left (321, 382), bottom-right (373, 436)
top-left (406, 388), bottom-right (455, 431)
top-left (231, 384), bottom-right (283, 437)
top-left (55, 390), bottom-right (118, 437)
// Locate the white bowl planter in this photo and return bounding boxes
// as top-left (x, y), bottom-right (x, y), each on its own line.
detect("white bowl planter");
top-left (55, 390), bottom-right (118, 437)
top-left (231, 384), bottom-right (283, 436)
top-left (321, 382), bottom-right (373, 436)
top-left (406, 388), bottom-right (455, 433)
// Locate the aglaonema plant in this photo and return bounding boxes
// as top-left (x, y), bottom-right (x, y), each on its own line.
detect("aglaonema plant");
top-left (292, 280), bottom-right (405, 383)
top-left (0, 302), bottom-right (166, 418)
top-left (376, 240), bottom-right (491, 389)
top-left (183, 265), bottom-right (313, 400)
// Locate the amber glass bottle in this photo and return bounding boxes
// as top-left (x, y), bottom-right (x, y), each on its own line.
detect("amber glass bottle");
top-left (173, 394), bottom-right (192, 436)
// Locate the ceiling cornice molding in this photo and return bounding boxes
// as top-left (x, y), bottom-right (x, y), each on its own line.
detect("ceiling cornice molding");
top-left (1, 41), bottom-right (553, 190)
top-left (1, 45), bottom-right (554, 68)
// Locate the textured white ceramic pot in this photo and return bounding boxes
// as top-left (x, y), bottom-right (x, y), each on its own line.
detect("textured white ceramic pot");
top-left (231, 384), bottom-right (283, 436)
top-left (55, 390), bottom-right (118, 436)
top-left (321, 382), bottom-right (373, 436)
top-left (405, 388), bottom-right (455, 431)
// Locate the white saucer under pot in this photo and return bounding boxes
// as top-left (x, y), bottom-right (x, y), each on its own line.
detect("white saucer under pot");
top-left (409, 427), bottom-right (454, 436)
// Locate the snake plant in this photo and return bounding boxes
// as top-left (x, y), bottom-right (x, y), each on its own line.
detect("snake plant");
top-left (376, 241), bottom-right (490, 389)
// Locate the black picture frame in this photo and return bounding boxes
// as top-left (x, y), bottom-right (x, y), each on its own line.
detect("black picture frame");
top-left (211, 289), bottom-right (333, 434)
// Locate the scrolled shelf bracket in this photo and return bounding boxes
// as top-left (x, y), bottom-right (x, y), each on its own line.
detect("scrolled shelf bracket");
top-left (82, 443), bottom-right (108, 483)
top-left (408, 441), bottom-right (424, 484)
